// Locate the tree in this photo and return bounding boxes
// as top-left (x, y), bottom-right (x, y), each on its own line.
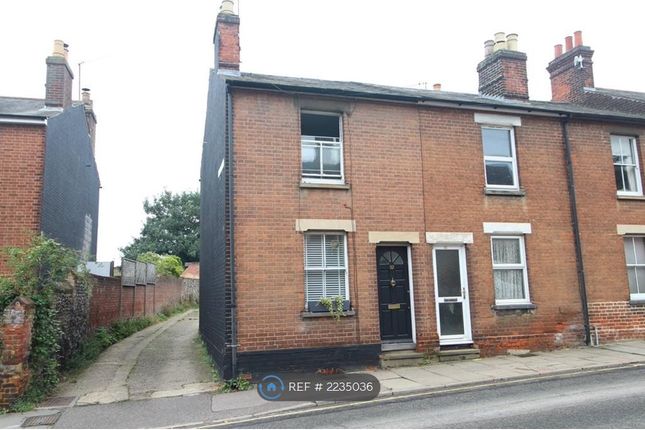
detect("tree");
top-left (137, 252), bottom-right (184, 277)
top-left (120, 191), bottom-right (199, 263)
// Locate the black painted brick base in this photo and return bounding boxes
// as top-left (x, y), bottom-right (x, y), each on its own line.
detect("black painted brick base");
top-left (237, 344), bottom-right (381, 377)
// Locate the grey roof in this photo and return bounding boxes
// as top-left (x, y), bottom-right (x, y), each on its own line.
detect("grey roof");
top-left (226, 73), bottom-right (645, 123)
top-left (0, 97), bottom-right (63, 119)
top-left (591, 87), bottom-right (645, 103)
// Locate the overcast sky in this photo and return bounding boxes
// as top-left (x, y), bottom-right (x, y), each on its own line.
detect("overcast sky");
top-left (2, 0), bottom-right (644, 264)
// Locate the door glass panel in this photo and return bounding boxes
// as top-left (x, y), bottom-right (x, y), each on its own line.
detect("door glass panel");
top-left (436, 250), bottom-right (461, 297)
top-left (439, 303), bottom-right (464, 336)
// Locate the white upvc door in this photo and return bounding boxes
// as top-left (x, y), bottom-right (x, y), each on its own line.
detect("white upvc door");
top-left (432, 245), bottom-right (473, 345)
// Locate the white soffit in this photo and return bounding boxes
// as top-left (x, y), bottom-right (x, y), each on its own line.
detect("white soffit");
top-left (425, 232), bottom-right (474, 244)
top-left (474, 113), bottom-right (522, 127)
top-left (483, 222), bottom-right (532, 234)
top-left (295, 219), bottom-right (356, 232)
top-left (617, 224), bottom-right (645, 235)
top-left (368, 232), bottom-right (420, 244)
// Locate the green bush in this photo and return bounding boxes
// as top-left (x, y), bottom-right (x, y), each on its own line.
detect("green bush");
top-left (0, 235), bottom-right (91, 410)
top-left (137, 252), bottom-right (184, 277)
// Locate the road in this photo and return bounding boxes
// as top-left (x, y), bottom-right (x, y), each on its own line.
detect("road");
top-left (233, 366), bottom-right (645, 428)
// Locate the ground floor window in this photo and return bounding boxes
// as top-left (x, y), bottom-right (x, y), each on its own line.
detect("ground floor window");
top-left (304, 232), bottom-right (349, 310)
top-left (624, 237), bottom-right (645, 300)
top-left (490, 236), bottom-right (530, 304)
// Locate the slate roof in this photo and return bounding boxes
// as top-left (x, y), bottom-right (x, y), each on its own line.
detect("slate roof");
top-left (225, 73), bottom-right (645, 123)
top-left (0, 96), bottom-right (63, 119)
top-left (580, 87), bottom-right (645, 116)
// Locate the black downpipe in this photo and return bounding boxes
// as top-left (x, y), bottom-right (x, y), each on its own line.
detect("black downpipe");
top-left (227, 88), bottom-right (238, 376)
top-left (561, 117), bottom-right (591, 345)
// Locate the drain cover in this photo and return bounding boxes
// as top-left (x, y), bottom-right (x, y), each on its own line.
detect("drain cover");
top-left (37, 396), bottom-right (76, 409)
top-left (22, 412), bottom-right (61, 427)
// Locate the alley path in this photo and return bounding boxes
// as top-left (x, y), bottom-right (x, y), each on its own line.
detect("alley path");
top-left (55, 309), bottom-right (217, 405)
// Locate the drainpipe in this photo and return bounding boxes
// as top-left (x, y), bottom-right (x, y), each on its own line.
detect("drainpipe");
top-left (561, 117), bottom-right (591, 345)
top-left (227, 87), bottom-right (238, 376)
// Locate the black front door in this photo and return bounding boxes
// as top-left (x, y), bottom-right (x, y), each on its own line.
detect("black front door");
top-left (376, 246), bottom-right (412, 341)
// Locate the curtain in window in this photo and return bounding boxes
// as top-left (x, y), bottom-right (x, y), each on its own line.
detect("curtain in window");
top-left (492, 238), bottom-right (525, 300)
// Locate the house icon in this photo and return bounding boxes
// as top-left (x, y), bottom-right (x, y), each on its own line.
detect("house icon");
top-left (266, 382), bottom-right (277, 392)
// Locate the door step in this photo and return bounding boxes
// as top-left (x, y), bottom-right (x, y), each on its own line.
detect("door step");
top-left (438, 347), bottom-right (480, 362)
top-left (379, 350), bottom-right (425, 368)
top-left (381, 342), bottom-right (416, 352)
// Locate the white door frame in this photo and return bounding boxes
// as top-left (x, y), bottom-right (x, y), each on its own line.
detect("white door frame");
top-left (432, 244), bottom-right (473, 345)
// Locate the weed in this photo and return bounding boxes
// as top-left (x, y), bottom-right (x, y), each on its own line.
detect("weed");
top-left (221, 375), bottom-right (252, 393)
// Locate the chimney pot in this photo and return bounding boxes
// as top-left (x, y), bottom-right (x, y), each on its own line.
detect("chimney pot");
top-left (81, 88), bottom-right (91, 104)
top-left (493, 32), bottom-right (507, 52)
top-left (219, 0), bottom-right (235, 15)
top-left (52, 40), bottom-right (66, 57)
top-left (565, 35), bottom-right (573, 51)
top-left (433, 83), bottom-right (442, 91)
top-left (484, 40), bottom-right (494, 57)
top-left (574, 30), bottom-right (583, 47)
top-left (554, 44), bottom-right (563, 58)
top-left (506, 33), bottom-right (518, 51)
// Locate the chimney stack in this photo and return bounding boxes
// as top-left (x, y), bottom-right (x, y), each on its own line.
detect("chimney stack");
top-left (45, 40), bottom-right (74, 108)
top-left (213, 0), bottom-right (240, 73)
top-left (477, 32), bottom-right (529, 100)
top-left (81, 88), bottom-right (97, 154)
top-left (433, 83), bottom-right (442, 91)
top-left (546, 31), bottom-right (594, 102)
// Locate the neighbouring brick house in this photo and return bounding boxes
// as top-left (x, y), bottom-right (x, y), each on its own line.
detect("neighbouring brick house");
top-left (0, 40), bottom-right (100, 274)
top-left (200, 2), bottom-right (645, 378)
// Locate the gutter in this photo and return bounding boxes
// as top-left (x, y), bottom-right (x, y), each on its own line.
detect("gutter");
top-left (226, 86), bottom-right (238, 377)
top-left (561, 116), bottom-right (591, 345)
top-left (0, 116), bottom-right (47, 125)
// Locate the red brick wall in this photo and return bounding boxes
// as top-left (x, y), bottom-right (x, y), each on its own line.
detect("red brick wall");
top-left (0, 124), bottom-right (46, 275)
top-left (0, 297), bottom-right (34, 408)
top-left (89, 275), bottom-right (184, 330)
top-left (568, 121), bottom-right (645, 339)
top-left (231, 89), bottom-right (586, 355)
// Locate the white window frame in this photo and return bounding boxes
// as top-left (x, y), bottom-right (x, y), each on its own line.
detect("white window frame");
top-left (300, 111), bottom-right (344, 185)
top-left (624, 236), bottom-right (645, 301)
top-left (481, 126), bottom-right (520, 190)
top-left (612, 135), bottom-right (643, 197)
top-left (490, 235), bottom-right (531, 305)
top-left (304, 232), bottom-right (349, 309)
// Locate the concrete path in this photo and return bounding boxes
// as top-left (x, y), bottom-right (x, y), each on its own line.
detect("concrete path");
top-left (55, 309), bottom-right (217, 405)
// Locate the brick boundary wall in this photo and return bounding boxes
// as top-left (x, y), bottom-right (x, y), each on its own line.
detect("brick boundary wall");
top-left (589, 301), bottom-right (645, 342)
top-left (89, 275), bottom-right (184, 330)
top-left (0, 297), bottom-right (34, 408)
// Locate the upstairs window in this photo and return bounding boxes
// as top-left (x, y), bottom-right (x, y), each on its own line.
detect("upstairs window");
top-left (301, 112), bottom-right (343, 183)
top-left (611, 135), bottom-right (642, 196)
top-left (624, 237), bottom-right (645, 301)
top-left (482, 127), bottom-right (519, 189)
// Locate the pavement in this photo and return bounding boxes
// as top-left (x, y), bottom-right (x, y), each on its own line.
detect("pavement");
top-left (1, 314), bottom-right (644, 428)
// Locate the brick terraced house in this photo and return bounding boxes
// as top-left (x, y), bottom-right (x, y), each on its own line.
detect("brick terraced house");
top-left (0, 40), bottom-right (100, 274)
top-left (200, 2), bottom-right (645, 378)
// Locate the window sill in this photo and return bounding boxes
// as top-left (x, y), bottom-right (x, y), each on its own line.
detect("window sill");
top-left (301, 310), bottom-right (356, 318)
top-left (300, 182), bottom-right (350, 190)
top-left (491, 303), bottom-right (536, 311)
top-left (617, 194), bottom-right (645, 201)
top-left (629, 299), bottom-right (645, 306)
top-left (485, 187), bottom-right (526, 197)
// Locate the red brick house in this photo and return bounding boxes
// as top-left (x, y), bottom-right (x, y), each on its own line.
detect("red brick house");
top-left (0, 40), bottom-right (100, 274)
top-left (200, 3), bottom-right (645, 378)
